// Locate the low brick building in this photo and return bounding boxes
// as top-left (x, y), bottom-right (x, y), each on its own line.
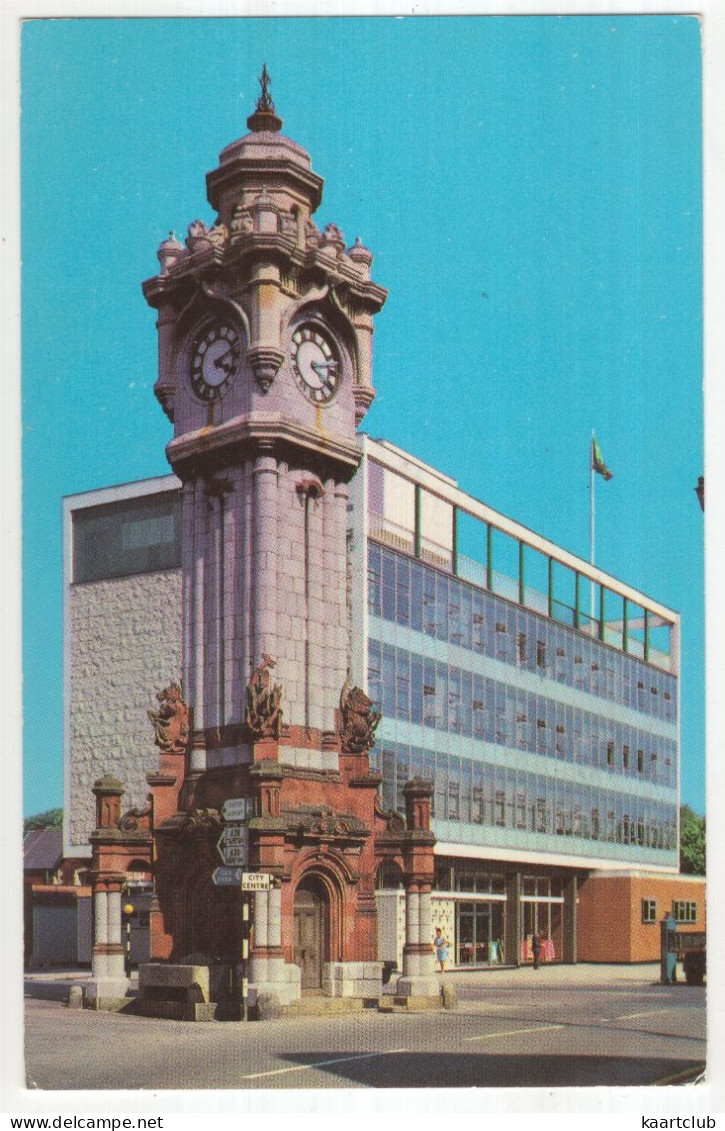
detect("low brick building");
top-left (578, 872), bottom-right (706, 963)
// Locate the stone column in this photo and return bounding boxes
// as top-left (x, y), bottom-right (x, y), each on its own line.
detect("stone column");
top-left (247, 261), bottom-right (284, 391)
top-left (252, 451), bottom-right (278, 663)
top-left (397, 883), bottom-right (439, 997)
top-left (207, 493), bottom-right (222, 731)
top-left (249, 883), bottom-right (299, 1007)
top-left (321, 480), bottom-right (348, 737)
top-left (239, 461), bottom-right (254, 693)
top-left (181, 481), bottom-right (195, 700)
top-left (87, 879), bottom-right (130, 1008)
top-left (222, 479), bottom-right (236, 727)
top-left (92, 889), bottom-right (108, 980)
top-left (306, 488), bottom-right (325, 732)
top-left (403, 888), bottom-right (420, 976)
top-left (418, 889), bottom-right (433, 961)
top-left (189, 476), bottom-right (207, 774)
top-left (249, 889), bottom-right (269, 985)
top-left (268, 884), bottom-right (282, 948)
top-left (396, 778), bottom-right (439, 999)
top-left (106, 888), bottom-right (125, 982)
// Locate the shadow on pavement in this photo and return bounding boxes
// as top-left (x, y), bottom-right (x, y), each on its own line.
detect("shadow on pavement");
top-left (267, 1051), bottom-right (706, 1089)
top-left (24, 980), bottom-right (76, 1002)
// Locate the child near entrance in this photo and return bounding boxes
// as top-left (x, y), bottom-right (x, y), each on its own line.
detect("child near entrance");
top-left (434, 927), bottom-right (450, 972)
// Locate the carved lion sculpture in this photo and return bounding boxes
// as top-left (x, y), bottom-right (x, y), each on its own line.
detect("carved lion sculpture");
top-left (245, 654), bottom-right (283, 739)
top-left (147, 682), bottom-right (190, 755)
top-left (340, 674), bottom-right (381, 754)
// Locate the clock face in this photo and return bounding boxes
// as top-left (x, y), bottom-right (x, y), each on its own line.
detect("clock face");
top-left (290, 324), bottom-right (340, 404)
top-left (190, 322), bottom-right (241, 401)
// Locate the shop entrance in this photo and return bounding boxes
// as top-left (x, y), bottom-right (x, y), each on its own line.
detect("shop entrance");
top-left (457, 901), bottom-right (505, 965)
top-left (293, 880), bottom-right (326, 991)
top-left (520, 899), bottom-right (563, 963)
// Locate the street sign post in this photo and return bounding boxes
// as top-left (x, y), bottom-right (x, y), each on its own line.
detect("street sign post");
top-left (215, 802), bottom-right (261, 1022)
top-left (219, 825), bottom-right (247, 843)
top-left (212, 866), bottom-right (244, 886)
top-left (222, 797), bottom-right (253, 822)
top-left (217, 826), bottom-right (249, 866)
top-left (219, 844), bottom-right (247, 866)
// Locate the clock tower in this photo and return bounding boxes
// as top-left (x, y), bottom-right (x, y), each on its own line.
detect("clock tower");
top-left (144, 69), bottom-right (385, 770)
top-left (130, 70), bottom-right (438, 1008)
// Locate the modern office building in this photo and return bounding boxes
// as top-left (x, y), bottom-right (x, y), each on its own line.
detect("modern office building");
top-left (65, 432), bottom-right (703, 977)
top-left (61, 75), bottom-right (703, 1004)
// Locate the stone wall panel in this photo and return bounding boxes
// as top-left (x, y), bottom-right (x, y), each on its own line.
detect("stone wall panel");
top-left (68, 569), bottom-right (182, 850)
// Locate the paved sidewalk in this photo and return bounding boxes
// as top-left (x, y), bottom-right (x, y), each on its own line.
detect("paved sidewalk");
top-left (24, 969), bottom-right (137, 1002)
top-left (24, 962), bottom-right (664, 998)
top-left (443, 962), bottom-right (663, 987)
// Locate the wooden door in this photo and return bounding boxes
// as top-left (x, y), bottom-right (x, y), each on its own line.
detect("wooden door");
top-left (294, 884), bottom-right (324, 991)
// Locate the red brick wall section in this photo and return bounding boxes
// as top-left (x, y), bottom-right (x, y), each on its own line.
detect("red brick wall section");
top-left (578, 874), bottom-right (706, 962)
top-left (629, 875), bottom-right (706, 961)
top-left (578, 875), bottom-right (633, 962)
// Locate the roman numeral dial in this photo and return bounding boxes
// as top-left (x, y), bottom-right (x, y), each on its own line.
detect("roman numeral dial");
top-left (290, 324), bottom-right (340, 404)
top-left (190, 322), bottom-right (241, 401)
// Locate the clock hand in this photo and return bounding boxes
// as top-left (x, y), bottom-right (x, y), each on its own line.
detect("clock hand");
top-left (213, 346), bottom-right (235, 374)
top-left (311, 359), bottom-right (338, 383)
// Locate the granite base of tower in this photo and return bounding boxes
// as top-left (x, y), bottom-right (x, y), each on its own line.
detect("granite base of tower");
top-left (394, 943), bottom-right (442, 1008)
top-left (248, 955), bottom-right (302, 1007)
top-left (85, 977), bottom-right (133, 1012)
top-left (323, 961), bottom-right (383, 998)
top-left (249, 959), bottom-right (384, 1006)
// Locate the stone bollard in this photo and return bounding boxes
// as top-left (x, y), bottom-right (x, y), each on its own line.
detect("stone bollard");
top-left (441, 981), bottom-right (459, 1010)
top-left (256, 992), bottom-right (283, 1020)
top-left (66, 984), bottom-right (85, 1010)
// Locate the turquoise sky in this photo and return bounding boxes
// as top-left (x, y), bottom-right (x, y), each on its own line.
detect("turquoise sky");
top-left (21, 16), bottom-right (704, 816)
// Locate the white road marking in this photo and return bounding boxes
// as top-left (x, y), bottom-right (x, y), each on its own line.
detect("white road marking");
top-left (464, 1024), bottom-right (565, 1043)
top-left (240, 1047), bottom-right (409, 1081)
top-left (614, 1008), bottom-right (678, 1021)
top-left (471, 989), bottom-right (675, 997)
top-left (653, 1064), bottom-right (706, 1086)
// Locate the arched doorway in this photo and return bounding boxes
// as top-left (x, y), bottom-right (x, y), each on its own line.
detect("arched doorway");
top-left (293, 878), bottom-right (328, 992)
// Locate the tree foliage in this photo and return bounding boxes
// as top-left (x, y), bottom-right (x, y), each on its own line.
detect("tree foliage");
top-left (23, 808), bottom-right (63, 836)
top-left (679, 804), bottom-right (705, 875)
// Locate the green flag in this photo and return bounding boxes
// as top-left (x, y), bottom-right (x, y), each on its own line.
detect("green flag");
top-left (591, 435), bottom-right (613, 481)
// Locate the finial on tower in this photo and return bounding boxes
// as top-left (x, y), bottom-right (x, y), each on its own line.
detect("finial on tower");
top-left (247, 65), bottom-right (283, 133)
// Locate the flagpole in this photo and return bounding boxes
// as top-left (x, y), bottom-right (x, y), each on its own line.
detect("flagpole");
top-left (590, 430), bottom-right (595, 621)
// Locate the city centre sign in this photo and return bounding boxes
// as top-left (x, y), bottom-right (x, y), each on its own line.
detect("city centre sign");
top-left (240, 873), bottom-right (272, 891)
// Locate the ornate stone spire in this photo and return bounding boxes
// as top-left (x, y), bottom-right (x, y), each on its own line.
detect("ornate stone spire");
top-left (247, 64), bottom-right (283, 133)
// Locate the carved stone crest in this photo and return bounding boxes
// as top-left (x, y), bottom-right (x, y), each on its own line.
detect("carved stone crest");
top-left (314, 808), bottom-right (348, 837)
top-left (246, 654), bottom-right (283, 739)
top-left (280, 210), bottom-right (297, 238)
top-left (231, 202), bottom-right (254, 240)
top-left (305, 219), bottom-right (321, 249)
top-left (339, 673), bottom-right (381, 754)
top-left (320, 222), bottom-right (346, 252)
top-left (186, 219), bottom-right (229, 252)
top-left (147, 683), bottom-right (190, 755)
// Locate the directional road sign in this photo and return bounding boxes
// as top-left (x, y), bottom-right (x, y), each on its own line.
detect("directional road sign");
top-left (240, 872), bottom-right (272, 891)
top-left (219, 825), bottom-right (247, 845)
top-left (217, 826), bottom-right (249, 866)
top-left (219, 844), bottom-right (248, 866)
top-left (222, 797), bottom-right (253, 822)
top-left (212, 866), bottom-right (244, 887)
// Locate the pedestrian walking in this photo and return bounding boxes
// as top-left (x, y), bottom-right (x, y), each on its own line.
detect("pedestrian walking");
top-left (531, 930), bottom-right (542, 970)
top-left (434, 927), bottom-right (450, 972)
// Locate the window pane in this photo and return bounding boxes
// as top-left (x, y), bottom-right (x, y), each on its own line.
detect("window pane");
top-left (73, 492), bottom-right (181, 583)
